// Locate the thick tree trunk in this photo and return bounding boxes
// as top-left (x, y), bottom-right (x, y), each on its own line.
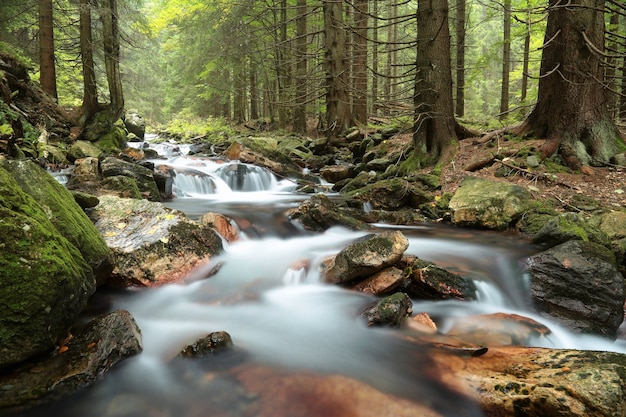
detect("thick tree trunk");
top-left (413, 0), bottom-right (457, 160)
top-left (39, 0), bottom-right (57, 100)
top-left (516, 0), bottom-right (623, 169)
top-left (100, 0), bottom-right (124, 120)
top-left (499, 0), bottom-right (511, 119)
top-left (80, 0), bottom-right (98, 122)
top-left (293, 0), bottom-right (308, 133)
top-left (352, 0), bottom-right (368, 124)
top-left (323, 0), bottom-right (352, 139)
top-left (455, 0), bottom-right (465, 117)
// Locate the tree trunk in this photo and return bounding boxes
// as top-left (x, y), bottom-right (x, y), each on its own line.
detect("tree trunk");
top-left (520, 5), bottom-right (531, 103)
top-left (372, 0), bottom-right (379, 115)
top-left (250, 62), bottom-right (260, 121)
top-left (233, 66), bottom-right (246, 123)
top-left (455, 0), bottom-right (465, 117)
top-left (516, 0), bottom-right (623, 169)
top-left (323, 0), bottom-right (352, 139)
top-left (352, 0), bottom-right (368, 124)
top-left (80, 0), bottom-right (98, 122)
top-left (38, 0), bottom-right (57, 100)
top-left (499, 0), bottom-right (511, 119)
top-left (293, 0), bottom-right (308, 133)
top-left (605, 11), bottom-right (619, 119)
top-left (413, 0), bottom-right (457, 160)
top-left (100, 0), bottom-right (124, 119)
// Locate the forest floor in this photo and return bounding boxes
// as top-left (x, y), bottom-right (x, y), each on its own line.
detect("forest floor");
top-left (387, 131), bottom-right (626, 212)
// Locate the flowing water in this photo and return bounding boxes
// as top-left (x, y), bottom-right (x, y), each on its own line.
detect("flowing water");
top-left (25, 137), bottom-right (626, 417)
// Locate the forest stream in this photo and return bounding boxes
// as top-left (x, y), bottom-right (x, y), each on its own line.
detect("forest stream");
top-left (20, 137), bottom-right (626, 417)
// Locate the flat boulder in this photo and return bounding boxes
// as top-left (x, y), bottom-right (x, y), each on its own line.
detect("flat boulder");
top-left (89, 195), bottom-right (224, 287)
top-left (288, 193), bottom-right (365, 232)
top-left (434, 346), bottom-right (626, 417)
top-left (100, 156), bottom-right (161, 201)
top-left (449, 176), bottom-right (530, 229)
top-left (526, 240), bottom-right (624, 338)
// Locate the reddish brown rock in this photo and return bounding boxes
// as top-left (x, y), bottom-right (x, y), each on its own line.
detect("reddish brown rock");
top-left (200, 212), bottom-right (240, 243)
top-left (351, 266), bottom-right (405, 295)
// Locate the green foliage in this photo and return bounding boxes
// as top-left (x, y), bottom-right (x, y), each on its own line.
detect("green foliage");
top-left (164, 114), bottom-right (236, 142)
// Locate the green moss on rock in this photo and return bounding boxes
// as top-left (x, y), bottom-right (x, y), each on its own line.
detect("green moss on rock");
top-left (0, 160), bottom-right (111, 279)
top-left (0, 168), bottom-right (95, 368)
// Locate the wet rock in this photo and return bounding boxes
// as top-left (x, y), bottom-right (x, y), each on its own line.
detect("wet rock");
top-left (347, 177), bottom-right (432, 210)
top-left (320, 164), bottom-right (355, 183)
top-left (449, 176), bottom-right (530, 229)
top-left (0, 165), bottom-right (96, 367)
top-left (322, 231), bottom-right (409, 284)
top-left (351, 266), bottom-right (406, 295)
top-left (404, 258), bottom-right (477, 301)
top-left (361, 292), bottom-right (413, 326)
top-left (526, 240), bottom-right (624, 338)
top-left (445, 313), bottom-right (551, 347)
top-left (179, 331), bottom-right (234, 357)
top-left (0, 310), bottom-right (142, 413)
top-left (599, 210), bottom-right (626, 239)
top-left (88, 195), bottom-right (224, 287)
top-left (288, 193), bottom-right (365, 232)
top-left (531, 211), bottom-right (611, 248)
top-left (233, 364), bottom-right (453, 417)
top-left (70, 190), bottom-right (100, 209)
top-left (123, 111), bottom-right (146, 139)
top-left (433, 346), bottom-right (626, 417)
top-left (67, 156), bottom-right (100, 189)
top-left (100, 157), bottom-right (160, 201)
top-left (200, 212), bottom-right (240, 243)
top-left (66, 140), bottom-right (103, 162)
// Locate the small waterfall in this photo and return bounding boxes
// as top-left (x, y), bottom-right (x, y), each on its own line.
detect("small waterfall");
top-left (215, 162), bottom-right (278, 191)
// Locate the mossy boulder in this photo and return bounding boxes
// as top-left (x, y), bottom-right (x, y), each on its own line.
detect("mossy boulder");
top-left (531, 212), bottom-right (611, 248)
top-left (66, 140), bottom-right (103, 162)
top-left (0, 159), bottom-right (112, 282)
top-left (100, 157), bottom-right (160, 201)
top-left (448, 176), bottom-right (531, 230)
top-left (0, 166), bottom-right (95, 368)
top-left (347, 178), bottom-right (432, 210)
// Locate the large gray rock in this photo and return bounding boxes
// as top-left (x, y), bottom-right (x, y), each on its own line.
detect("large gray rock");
top-left (526, 240), bottom-right (624, 338)
top-left (123, 111), bottom-right (146, 139)
top-left (0, 164), bottom-right (97, 368)
top-left (100, 157), bottom-right (161, 201)
top-left (449, 176), bottom-right (530, 229)
top-left (532, 212), bottom-right (611, 248)
top-left (89, 195), bottom-right (224, 287)
top-left (288, 193), bottom-right (365, 232)
top-left (322, 231), bottom-right (409, 285)
top-left (0, 310), bottom-right (142, 413)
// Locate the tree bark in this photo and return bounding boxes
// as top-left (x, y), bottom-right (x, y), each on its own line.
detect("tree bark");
top-left (352, 0), bottom-right (368, 124)
top-left (499, 0), bottom-right (511, 119)
top-left (100, 0), bottom-right (124, 120)
top-left (520, 4), bottom-right (531, 103)
top-left (455, 0), bottom-right (465, 117)
top-left (323, 0), bottom-right (352, 139)
top-left (250, 62), bottom-right (260, 121)
top-left (413, 0), bottom-right (457, 160)
top-left (80, 0), bottom-right (98, 122)
top-left (293, 0), bottom-right (308, 133)
top-left (515, 0), bottom-right (623, 169)
top-left (38, 0), bottom-right (57, 100)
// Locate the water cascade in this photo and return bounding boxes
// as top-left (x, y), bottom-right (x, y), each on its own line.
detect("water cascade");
top-left (26, 136), bottom-right (626, 417)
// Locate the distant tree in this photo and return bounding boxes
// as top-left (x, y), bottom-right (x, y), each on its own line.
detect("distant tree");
top-left (99, 0), bottom-right (124, 119)
top-left (499, 0), bottom-right (511, 119)
top-left (322, 0), bottom-right (352, 138)
top-left (39, 0), bottom-right (57, 100)
top-left (79, 0), bottom-right (98, 122)
top-left (352, 0), bottom-right (368, 124)
top-left (413, 0), bottom-right (457, 160)
top-left (515, 0), bottom-right (624, 169)
top-left (293, 0), bottom-right (308, 133)
top-left (455, 0), bottom-right (466, 117)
